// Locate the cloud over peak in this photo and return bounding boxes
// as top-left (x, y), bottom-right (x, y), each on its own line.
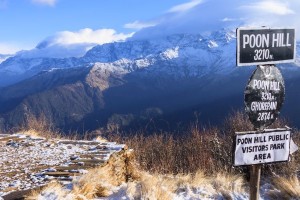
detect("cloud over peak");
top-left (241, 1), bottom-right (295, 16)
top-left (167, 0), bottom-right (204, 13)
top-left (20, 28), bottom-right (134, 58)
top-left (47, 28), bottom-right (133, 46)
top-left (124, 20), bottom-right (157, 30)
top-left (132, 0), bottom-right (300, 40)
top-left (0, 42), bottom-right (24, 54)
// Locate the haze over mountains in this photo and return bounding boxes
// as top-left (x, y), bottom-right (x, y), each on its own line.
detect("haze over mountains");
top-left (0, 0), bottom-right (300, 133)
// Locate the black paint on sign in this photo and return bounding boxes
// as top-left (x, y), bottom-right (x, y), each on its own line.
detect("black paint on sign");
top-left (237, 28), bottom-right (295, 66)
top-left (244, 65), bottom-right (285, 129)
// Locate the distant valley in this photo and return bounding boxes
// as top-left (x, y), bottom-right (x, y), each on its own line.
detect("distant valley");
top-left (0, 30), bottom-right (299, 134)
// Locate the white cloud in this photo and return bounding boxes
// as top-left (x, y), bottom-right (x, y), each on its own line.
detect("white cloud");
top-left (167, 0), bottom-right (204, 13)
top-left (124, 20), bottom-right (157, 30)
top-left (47, 28), bottom-right (133, 46)
top-left (31, 0), bottom-right (57, 6)
top-left (239, 0), bottom-right (300, 39)
top-left (241, 1), bottom-right (295, 16)
top-left (133, 0), bottom-right (243, 39)
top-left (221, 18), bottom-right (241, 22)
top-left (19, 28), bottom-right (134, 58)
top-left (132, 0), bottom-right (300, 40)
top-left (18, 43), bottom-right (94, 58)
top-left (0, 43), bottom-right (23, 54)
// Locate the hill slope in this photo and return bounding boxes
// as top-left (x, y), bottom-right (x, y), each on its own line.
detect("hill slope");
top-left (0, 31), bottom-right (299, 132)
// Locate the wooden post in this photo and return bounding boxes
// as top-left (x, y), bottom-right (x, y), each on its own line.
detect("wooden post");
top-left (249, 164), bottom-right (261, 200)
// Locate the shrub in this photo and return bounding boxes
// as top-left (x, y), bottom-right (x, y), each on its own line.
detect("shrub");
top-left (107, 110), bottom-right (299, 177)
top-left (18, 113), bottom-right (62, 139)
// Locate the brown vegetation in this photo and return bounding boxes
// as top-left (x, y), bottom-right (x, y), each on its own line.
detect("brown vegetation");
top-left (268, 176), bottom-right (300, 199)
top-left (108, 111), bottom-right (300, 177)
top-left (17, 113), bottom-right (62, 139)
top-left (26, 148), bottom-right (136, 200)
top-left (22, 111), bottom-right (300, 199)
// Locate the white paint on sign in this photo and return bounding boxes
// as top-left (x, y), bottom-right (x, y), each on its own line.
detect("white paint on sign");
top-left (252, 80), bottom-right (280, 91)
top-left (242, 33), bottom-right (292, 49)
top-left (250, 101), bottom-right (277, 112)
top-left (234, 130), bottom-right (291, 166)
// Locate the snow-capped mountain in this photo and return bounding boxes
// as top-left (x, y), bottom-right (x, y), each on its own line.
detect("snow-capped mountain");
top-left (0, 29), bottom-right (238, 86)
top-left (0, 54), bottom-right (12, 64)
top-left (1, 28), bottom-right (298, 87)
top-left (0, 29), bottom-right (299, 133)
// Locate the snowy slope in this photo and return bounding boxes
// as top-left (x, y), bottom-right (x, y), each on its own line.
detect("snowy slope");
top-left (1, 28), bottom-right (299, 88)
top-left (0, 54), bottom-right (12, 64)
top-left (83, 29), bottom-right (237, 74)
top-left (0, 29), bottom-right (239, 86)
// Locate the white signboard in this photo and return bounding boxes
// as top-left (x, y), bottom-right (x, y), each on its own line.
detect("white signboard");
top-left (234, 129), bottom-right (291, 166)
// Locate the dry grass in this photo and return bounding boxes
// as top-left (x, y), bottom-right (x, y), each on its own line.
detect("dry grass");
top-left (72, 182), bottom-right (108, 199)
top-left (18, 113), bottom-right (62, 139)
top-left (109, 126), bottom-right (232, 174)
top-left (19, 110), bottom-right (299, 177)
top-left (129, 169), bottom-right (246, 200)
top-left (16, 114), bottom-right (109, 141)
top-left (138, 171), bottom-right (174, 200)
top-left (108, 110), bottom-right (298, 177)
top-left (211, 172), bottom-right (245, 196)
top-left (27, 148), bottom-right (135, 199)
top-left (94, 135), bottom-right (108, 143)
top-left (223, 110), bottom-right (254, 134)
top-left (268, 176), bottom-right (300, 199)
top-left (27, 162), bottom-right (247, 200)
top-left (26, 181), bottom-right (74, 200)
top-left (126, 181), bottom-right (141, 199)
top-left (190, 170), bottom-right (210, 188)
top-left (71, 149), bottom-right (136, 199)
top-left (72, 167), bottom-right (112, 198)
top-left (110, 128), bottom-right (226, 174)
top-left (22, 110), bottom-right (300, 199)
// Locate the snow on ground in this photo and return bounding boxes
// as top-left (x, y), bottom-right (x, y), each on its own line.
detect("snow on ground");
top-left (0, 133), bottom-right (125, 198)
top-left (95, 183), bottom-right (251, 200)
top-left (95, 181), bottom-right (288, 200)
top-left (0, 133), bottom-right (298, 199)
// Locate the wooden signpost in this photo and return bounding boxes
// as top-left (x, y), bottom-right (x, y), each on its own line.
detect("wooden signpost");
top-left (236, 27), bottom-right (297, 200)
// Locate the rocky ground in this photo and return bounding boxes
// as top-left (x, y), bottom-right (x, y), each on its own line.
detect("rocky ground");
top-left (0, 133), bottom-right (126, 199)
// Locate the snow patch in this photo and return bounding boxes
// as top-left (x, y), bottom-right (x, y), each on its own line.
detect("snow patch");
top-left (208, 40), bottom-right (218, 48)
top-left (160, 46), bottom-right (179, 60)
top-left (0, 55), bottom-right (11, 64)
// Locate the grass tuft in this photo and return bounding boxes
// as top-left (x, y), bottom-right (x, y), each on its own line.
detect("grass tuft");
top-left (268, 176), bottom-right (300, 199)
top-left (26, 181), bottom-right (74, 200)
top-left (19, 113), bottom-right (62, 139)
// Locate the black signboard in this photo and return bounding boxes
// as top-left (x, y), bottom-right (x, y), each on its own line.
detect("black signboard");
top-left (244, 65), bottom-right (285, 129)
top-left (237, 28), bottom-right (296, 66)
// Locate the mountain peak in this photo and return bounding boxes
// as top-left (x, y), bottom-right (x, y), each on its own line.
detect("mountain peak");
top-left (0, 30), bottom-right (298, 87)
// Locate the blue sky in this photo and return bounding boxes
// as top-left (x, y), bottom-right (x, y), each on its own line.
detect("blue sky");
top-left (0, 0), bottom-right (188, 53)
top-left (1, 0), bottom-right (299, 55)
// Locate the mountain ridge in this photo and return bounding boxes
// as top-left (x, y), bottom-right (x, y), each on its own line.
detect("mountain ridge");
top-left (0, 30), bottom-right (237, 86)
top-left (0, 30), bottom-right (299, 133)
